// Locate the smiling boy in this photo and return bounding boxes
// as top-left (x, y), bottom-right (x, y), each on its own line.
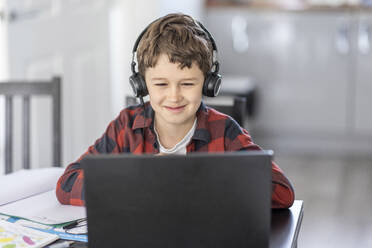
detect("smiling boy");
top-left (147, 54), bottom-right (204, 150)
top-left (56, 13), bottom-right (294, 208)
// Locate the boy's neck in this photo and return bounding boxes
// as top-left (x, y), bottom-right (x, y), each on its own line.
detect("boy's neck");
top-left (154, 116), bottom-right (196, 149)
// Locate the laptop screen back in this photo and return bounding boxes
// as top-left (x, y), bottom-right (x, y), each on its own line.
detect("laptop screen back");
top-left (82, 151), bottom-right (272, 248)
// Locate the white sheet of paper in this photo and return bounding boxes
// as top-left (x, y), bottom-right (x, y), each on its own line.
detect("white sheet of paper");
top-left (0, 168), bottom-right (65, 206)
top-left (0, 190), bottom-right (86, 225)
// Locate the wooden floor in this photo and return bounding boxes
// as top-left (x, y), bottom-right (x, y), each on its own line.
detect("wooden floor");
top-left (275, 154), bottom-right (372, 248)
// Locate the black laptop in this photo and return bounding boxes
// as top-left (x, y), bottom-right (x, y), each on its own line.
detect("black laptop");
top-left (82, 151), bottom-right (273, 248)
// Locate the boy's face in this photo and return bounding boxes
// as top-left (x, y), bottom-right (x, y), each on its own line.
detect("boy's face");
top-left (145, 54), bottom-right (204, 129)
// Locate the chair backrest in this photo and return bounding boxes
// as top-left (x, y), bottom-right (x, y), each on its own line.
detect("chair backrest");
top-left (0, 76), bottom-right (62, 174)
top-left (206, 96), bottom-right (247, 126)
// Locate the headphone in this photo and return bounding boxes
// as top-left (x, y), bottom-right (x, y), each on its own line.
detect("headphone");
top-left (129, 18), bottom-right (222, 98)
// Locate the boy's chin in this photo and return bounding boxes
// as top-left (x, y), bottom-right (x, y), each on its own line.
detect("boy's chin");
top-left (156, 114), bottom-right (197, 127)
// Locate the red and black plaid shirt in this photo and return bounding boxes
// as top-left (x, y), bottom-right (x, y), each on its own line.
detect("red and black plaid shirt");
top-left (56, 102), bottom-right (294, 208)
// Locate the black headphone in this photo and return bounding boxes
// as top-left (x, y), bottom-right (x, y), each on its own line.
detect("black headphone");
top-left (129, 18), bottom-right (222, 98)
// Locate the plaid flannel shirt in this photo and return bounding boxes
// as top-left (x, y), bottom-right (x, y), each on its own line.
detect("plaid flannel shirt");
top-left (56, 102), bottom-right (294, 208)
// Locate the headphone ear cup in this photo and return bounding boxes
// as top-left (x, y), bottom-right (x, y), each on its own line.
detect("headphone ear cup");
top-left (203, 72), bottom-right (222, 97)
top-left (137, 74), bottom-right (148, 97)
top-left (129, 73), bottom-right (148, 97)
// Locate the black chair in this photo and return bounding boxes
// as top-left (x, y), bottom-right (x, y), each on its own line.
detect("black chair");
top-left (206, 96), bottom-right (247, 127)
top-left (0, 76), bottom-right (62, 174)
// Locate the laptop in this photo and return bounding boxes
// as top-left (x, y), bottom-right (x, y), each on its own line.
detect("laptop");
top-left (82, 151), bottom-right (273, 248)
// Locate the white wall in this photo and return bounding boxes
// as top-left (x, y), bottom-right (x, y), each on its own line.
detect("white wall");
top-left (0, 0), bottom-right (9, 174)
top-left (158, 0), bottom-right (204, 21)
top-left (1, 1), bottom-right (113, 173)
top-left (0, 0), bottom-right (204, 174)
top-left (109, 0), bottom-right (159, 114)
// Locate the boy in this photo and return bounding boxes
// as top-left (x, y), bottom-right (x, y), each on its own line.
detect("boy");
top-left (56, 13), bottom-right (294, 208)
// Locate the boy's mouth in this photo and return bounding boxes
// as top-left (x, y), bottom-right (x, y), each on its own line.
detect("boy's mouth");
top-left (165, 105), bottom-right (185, 113)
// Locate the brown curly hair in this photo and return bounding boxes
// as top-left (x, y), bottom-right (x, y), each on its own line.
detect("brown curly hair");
top-left (136, 13), bottom-right (214, 79)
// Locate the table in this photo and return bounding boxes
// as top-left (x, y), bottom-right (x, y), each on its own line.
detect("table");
top-left (66, 200), bottom-right (304, 248)
top-left (1, 169), bottom-right (303, 248)
top-left (271, 200), bottom-right (304, 248)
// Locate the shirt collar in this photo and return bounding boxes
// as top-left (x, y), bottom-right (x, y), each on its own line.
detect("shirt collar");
top-left (132, 102), bottom-right (154, 130)
top-left (192, 101), bottom-right (211, 144)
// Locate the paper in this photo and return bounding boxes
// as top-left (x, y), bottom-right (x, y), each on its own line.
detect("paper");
top-left (0, 190), bottom-right (86, 225)
top-left (0, 168), bottom-right (65, 206)
top-left (0, 220), bottom-right (59, 248)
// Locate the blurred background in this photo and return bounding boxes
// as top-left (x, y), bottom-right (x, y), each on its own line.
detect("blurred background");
top-left (1, 0), bottom-right (372, 247)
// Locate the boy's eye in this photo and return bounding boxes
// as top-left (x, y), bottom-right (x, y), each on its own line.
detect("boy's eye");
top-left (182, 82), bottom-right (194, 86)
top-left (154, 83), bottom-right (167, 86)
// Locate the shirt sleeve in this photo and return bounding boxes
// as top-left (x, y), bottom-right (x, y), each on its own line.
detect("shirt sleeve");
top-left (55, 111), bottom-right (127, 206)
top-left (225, 123), bottom-right (295, 209)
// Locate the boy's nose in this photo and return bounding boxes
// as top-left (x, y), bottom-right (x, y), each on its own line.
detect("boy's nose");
top-left (168, 86), bottom-right (182, 101)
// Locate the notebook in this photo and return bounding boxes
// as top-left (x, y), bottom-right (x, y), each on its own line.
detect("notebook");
top-left (82, 151), bottom-right (273, 248)
top-left (0, 220), bottom-right (59, 247)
